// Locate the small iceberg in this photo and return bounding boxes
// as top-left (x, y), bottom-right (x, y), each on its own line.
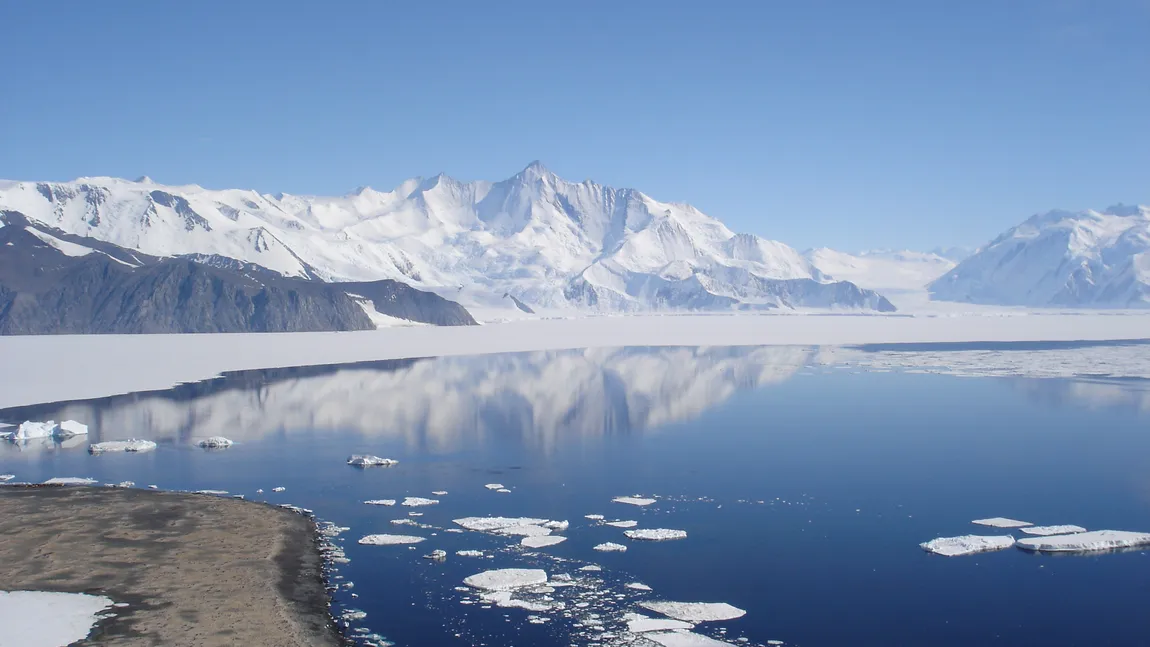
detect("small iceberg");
top-left (496, 488), bottom-right (511, 493)
top-left (593, 542), bottom-right (628, 552)
top-left (13, 420), bottom-right (57, 440)
top-left (0, 474), bottom-right (14, 482)
top-left (456, 550), bottom-right (486, 558)
top-left (43, 477), bottom-right (97, 486)
top-left (432, 490), bottom-right (448, 496)
top-left (485, 483), bottom-right (504, 490)
top-left (639, 601), bottom-right (747, 622)
top-left (197, 436), bottom-right (233, 449)
top-left (605, 520), bottom-right (639, 528)
top-left (920, 534), bottom-right (1015, 556)
top-left (272, 486), bottom-right (286, 492)
top-left (364, 499), bottom-right (396, 506)
top-left (454, 516), bottom-right (551, 533)
top-left (1019, 524), bottom-right (1087, 536)
top-left (613, 496), bottom-right (657, 506)
top-left (401, 497), bottom-right (439, 507)
top-left (348, 455), bottom-right (399, 467)
top-left (463, 568), bottom-right (548, 591)
top-left (626, 582), bottom-right (653, 591)
top-left (358, 534), bottom-right (426, 546)
top-left (971, 517), bottom-right (1032, 529)
top-left (89, 439), bottom-right (157, 454)
top-left (194, 489), bottom-right (229, 496)
top-left (521, 535), bottom-right (567, 548)
top-left (57, 420), bottom-right (89, 437)
top-left (585, 514), bottom-right (605, 520)
top-left (579, 565), bottom-right (602, 571)
top-left (626, 529), bottom-right (687, 541)
top-left (1015, 530), bottom-right (1150, 553)
top-left (424, 549), bottom-right (448, 561)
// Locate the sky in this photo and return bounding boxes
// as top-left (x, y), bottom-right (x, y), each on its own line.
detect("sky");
top-left (2, 0), bottom-right (1148, 251)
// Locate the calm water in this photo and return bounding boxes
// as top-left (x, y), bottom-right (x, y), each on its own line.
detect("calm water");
top-left (2, 345), bottom-right (1149, 647)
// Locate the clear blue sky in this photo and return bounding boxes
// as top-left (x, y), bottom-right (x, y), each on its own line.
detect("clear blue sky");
top-left (2, 0), bottom-right (1147, 251)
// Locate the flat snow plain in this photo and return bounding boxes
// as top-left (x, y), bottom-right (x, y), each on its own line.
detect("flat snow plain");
top-left (2, 312), bottom-right (1150, 408)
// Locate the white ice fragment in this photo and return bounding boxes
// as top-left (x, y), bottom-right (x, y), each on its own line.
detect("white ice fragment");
top-left (613, 496), bottom-right (657, 506)
top-left (88, 439), bottom-right (157, 454)
top-left (497, 488), bottom-right (511, 493)
top-left (0, 591), bottom-right (115, 647)
top-left (593, 542), bottom-right (627, 552)
top-left (971, 517), bottom-right (1032, 528)
top-left (639, 601), bottom-right (747, 622)
top-left (542, 520), bottom-right (569, 531)
top-left (1016, 530), bottom-right (1150, 553)
top-left (456, 550), bottom-right (486, 558)
top-left (43, 477), bottom-right (97, 486)
top-left (358, 534), bottom-right (426, 546)
top-left (920, 535), bottom-right (1016, 556)
top-left (585, 514), bottom-right (605, 520)
top-left (197, 436), bottom-right (233, 448)
top-left (521, 535), bottom-right (567, 548)
top-left (432, 491), bottom-right (448, 496)
top-left (485, 483), bottom-right (504, 490)
top-left (272, 486), bottom-right (286, 492)
top-left (0, 475), bottom-right (14, 482)
top-left (14, 420), bottom-right (58, 440)
top-left (1019, 524), bottom-right (1088, 536)
top-left (364, 499), bottom-right (396, 506)
top-left (605, 520), bottom-right (639, 528)
top-left (401, 497), bottom-right (439, 507)
top-left (147, 485), bottom-right (159, 490)
top-left (463, 568), bottom-right (548, 591)
top-left (579, 565), bottom-right (603, 571)
top-left (626, 582), bottom-right (653, 591)
top-left (194, 489), bottom-right (228, 496)
top-left (624, 612), bottom-right (694, 633)
top-left (645, 630), bottom-right (736, 646)
top-left (347, 455), bottom-right (399, 467)
top-left (57, 420), bottom-right (89, 437)
top-left (626, 529), bottom-right (687, 541)
top-left (424, 550), bottom-right (447, 561)
top-left (453, 516), bottom-right (551, 532)
top-left (479, 590), bottom-right (553, 612)
top-left (114, 481), bottom-right (134, 488)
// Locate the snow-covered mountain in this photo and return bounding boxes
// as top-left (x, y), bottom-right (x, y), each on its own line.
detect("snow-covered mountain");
top-left (0, 163), bottom-right (895, 315)
top-left (804, 248), bottom-right (957, 292)
top-left (930, 204), bottom-right (1150, 308)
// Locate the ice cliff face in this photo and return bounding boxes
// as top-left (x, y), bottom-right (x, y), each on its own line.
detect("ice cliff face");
top-left (0, 163), bottom-right (895, 314)
top-left (930, 204), bottom-right (1150, 308)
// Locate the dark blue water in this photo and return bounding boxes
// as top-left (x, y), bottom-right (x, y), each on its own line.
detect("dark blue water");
top-left (2, 346), bottom-right (1149, 647)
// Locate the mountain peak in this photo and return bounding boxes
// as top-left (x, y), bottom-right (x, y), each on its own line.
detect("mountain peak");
top-left (519, 160), bottom-right (554, 181)
top-left (135, 175), bottom-right (154, 184)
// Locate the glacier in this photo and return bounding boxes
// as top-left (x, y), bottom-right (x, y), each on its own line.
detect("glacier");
top-left (0, 162), bottom-right (895, 315)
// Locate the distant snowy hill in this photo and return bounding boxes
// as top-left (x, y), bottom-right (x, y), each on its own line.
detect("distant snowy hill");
top-left (0, 163), bottom-right (895, 315)
top-left (804, 248), bottom-right (957, 292)
top-left (930, 204), bottom-right (1150, 308)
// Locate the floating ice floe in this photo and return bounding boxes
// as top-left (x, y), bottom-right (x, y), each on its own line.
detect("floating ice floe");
top-left (542, 520), bottom-right (569, 531)
top-left (432, 491), bottom-right (448, 496)
top-left (971, 517), bottom-right (1032, 529)
top-left (13, 420), bottom-right (58, 440)
top-left (593, 542), bottom-right (628, 552)
top-left (364, 499), bottom-right (397, 506)
top-left (401, 497), bottom-right (439, 507)
top-left (0, 590), bottom-right (116, 647)
top-left (639, 601), bottom-right (747, 622)
top-left (197, 436), bottom-right (233, 448)
top-left (585, 514), bottom-right (605, 520)
top-left (625, 612), bottom-right (695, 633)
top-left (57, 420), bottom-right (88, 437)
top-left (463, 568), bottom-right (548, 591)
top-left (347, 455), bottom-right (399, 467)
top-left (0, 474), bottom-right (14, 482)
top-left (605, 520), bottom-right (639, 528)
top-left (424, 550), bottom-right (447, 561)
top-left (272, 486), bottom-right (286, 492)
top-left (920, 535), bottom-right (1016, 556)
top-left (497, 488), bottom-right (511, 493)
top-left (478, 590), bottom-right (554, 612)
top-left (521, 535), bottom-right (567, 548)
top-left (485, 483), bottom-right (504, 490)
top-left (613, 496), bottom-right (657, 506)
top-left (194, 489), bottom-right (229, 496)
top-left (626, 529), bottom-right (687, 541)
top-left (456, 550), bottom-right (486, 558)
top-left (626, 583), bottom-right (654, 591)
top-left (453, 516), bottom-right (555, 536)
top-left (1015, 530), bottom-right (1150, 553)
top-left (1019, 524), bottom-right (1088, 536)
top-left (147, 485), bottom-right (159, 490)
top-left (88, 439), bottom-right (157, 454)
top-left (358, 534), bottom-right (426, 546)
top-left (579, 565), bottom-right (602, 571)
top-left (644, 630), bottom-right (736, 647)
top-left (42, 477), bottom-right (97, 486)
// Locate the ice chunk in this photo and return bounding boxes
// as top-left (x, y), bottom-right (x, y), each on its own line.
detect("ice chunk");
top-left (0, 590), bottom-right (115, 647)
top-left (613, 496), bottom-right (657, 506)
top-left (15, 421), bottom-right (58, 440)
top-left (364, 499), bottom-right (397, 506)
top-left (463, 568), bottom-right (548, 591)
top-left (625, 613), bottom-right (695, 633)
top-left (522, 535), bottom-right (567, 548)
top-left (147, 485), bottom-right (159, 489)
top-left (497, 488), bottom-right (511, 493)
top-left (497, 525), bottom-right (552, 537)
top-left (639, 601), bottom-right (747, 622)
top-left (478, 590), bottom-right (554, 612)
top-left (920, 535), bottom-right (1016, 556)
top-left (424, 549), bottom-right (448, 561)
top-left (453, 516), bottom-right (551, 532)
top-left (1019, 524), bottom-right (1088, 536)
top-left (197, 436), bottom-right (233, 448)
top-left (485, 483), bottom-right (504, 490)
top-left (0, 474), bottom-right (14, 482)
top-left (606, 520), bottom-right (639, 528)
top-left (971, 517), bottom-right (1032, 528)
top-left (626, 529), bottom-right (687, 541)
top-left (644, 630), bottom-right (736, 647)
top-left (88, 439), bottom-right (157, 453)
top-left (593, 542), bottom-right (628, 552)
top-left (1016, 530), bottom-right (1150, 553)
top-left (402, 497), bottom-right (439, 507)
top-left (43, 477), bottom-right (97, 486)
top-left (542, 520), bottom-right (569, 531)
top-left (272, 486), bottom-right (286, 492)
top-left (432, 491), bottom-right (448, 496)
top-left (57, 420), bottom-right (89, 437)
top-left (579, 565), bottom-right (602, 571)
top-left (626, 583), bottom-right (653, 591)
top-left (456, 550), bottom-right (486, 558)
top-left (585, 514), bottom-right (605, 520)
top-left (194, 489), bottom-right (229, 496)
top-left (358, 534), bottom-right (426, 546)
top-left (348, 455), bottom-right (399, 467)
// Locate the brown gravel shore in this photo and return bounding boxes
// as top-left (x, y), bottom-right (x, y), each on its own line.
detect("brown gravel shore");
top-left (0, 486), bottom-right (344, 647)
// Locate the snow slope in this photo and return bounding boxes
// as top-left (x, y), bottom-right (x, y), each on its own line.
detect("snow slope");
top-left (0, 163), bottom-right (893, 313)
top-left (930, 204), bottom-right (1150, 307)
top-left (805, 248), bottom-right (956, 292)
